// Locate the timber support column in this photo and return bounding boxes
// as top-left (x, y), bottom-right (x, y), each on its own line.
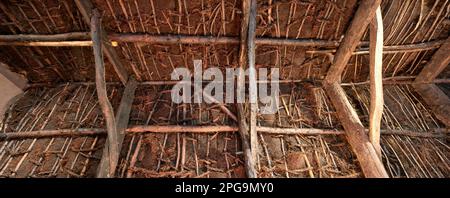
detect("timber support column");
top-left (322, 0), bottom-right (388, 178)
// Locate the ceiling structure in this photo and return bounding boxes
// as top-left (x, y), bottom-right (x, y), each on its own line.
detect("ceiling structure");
top-left (0, 0), bottom-right (448, 178)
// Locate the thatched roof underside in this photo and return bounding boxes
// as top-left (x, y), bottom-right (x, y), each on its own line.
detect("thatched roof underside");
top-left (0, 0), bottom-right (449, 178)
top-left (1, 83), bottom-right (448, 178)
top-left (0, 0), bottom-right (448, 83)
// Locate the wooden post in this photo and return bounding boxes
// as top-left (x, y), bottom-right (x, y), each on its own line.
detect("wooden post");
top-left (75, 0), bottom-right (128, 85)
top-left (324, 0), bottom-right (382, 84)
top-left (91, 9), bottom-right (119, 177)
top-left (324, 83), bottom-right (388, 178)
top-left (247, 0), bottom-right (259, 176)
top-left (369, 7), bottom-right (384, 158)
top-left (2, 127), bottom-right (445, 141)
top-left (413, 36), bottom-right (450, 127)
top-left (237, 0), bottom-right (257, 178)
top-left (97, 77), bottom-right (137, 177)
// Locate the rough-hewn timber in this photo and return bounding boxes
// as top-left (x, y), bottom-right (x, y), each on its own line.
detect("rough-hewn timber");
top-left (97, 77), bottom-right (137, 178)
top-left (90, 9), bottom-right (119, 178)
top-left (369, 7), bottom-right (384, 158)
top-left (324, 0), bottom-right (382, 84)
top-left (324, 83), bottom-right (388, 178)
top-left (75, 0), bottom-right (128, 85)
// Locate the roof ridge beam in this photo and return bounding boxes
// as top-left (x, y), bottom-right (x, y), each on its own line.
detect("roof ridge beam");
top-left (324, 0), bottom-right (382, 84)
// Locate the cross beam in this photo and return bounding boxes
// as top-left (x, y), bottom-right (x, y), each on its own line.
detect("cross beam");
top-left (324, 0), bottom-right (382, 84)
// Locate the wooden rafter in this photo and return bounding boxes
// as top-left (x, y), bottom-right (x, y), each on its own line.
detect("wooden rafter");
top-left (324, 83), bottom-right (388, 178)
top-left (0, 32), bottom-right (90, 41)
top-left (2, 127), bottom-right (446, 141)
top-left (97, 77), bottom-right (137, 177)
top-left (324, 0), bottom-right (382, 84)
top-left (90, 9), bottom-right (119, 178)
top-left (25, 77), bottom-right (450, 89)
top-left (368, 7), bottom-right (383, 158)
top-left (415, 36), bottom-right (450, 83)
top-left (1, 32), bottom-right (446, 54)
top-left (247, 0), bottom-right (258, 177)
top-left (237, 0), bottom-right (257, 178)
top-left (0, 31), bottom-right (446, 50)
top-left (0, 41), bottom-right (92, 47)
top-left (126, 125), bottom-right (238, 133)
top-left (413, 84), bottom-right (450, 127)
top-left (75, 0), bottom-right (129, 85)
top-left (322, 0), bottom-right (387, 178)
top-left (413, 36), bottom-right (450, 127)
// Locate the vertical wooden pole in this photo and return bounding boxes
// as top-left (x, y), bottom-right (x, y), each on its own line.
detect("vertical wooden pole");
top-left (97, 77), bottom-right (137, 177)
top-left (247, 0), bottom-right (258, 174)
top-left (91, 9), bottom-right (119, 177)
top-left (237, 0), bottom-right (257, 178)
top-left (369, 7), bottom-right (383, 158)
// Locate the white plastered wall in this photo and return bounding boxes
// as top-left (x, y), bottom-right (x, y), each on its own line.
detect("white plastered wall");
top-left (0, 62), bottom-right (27, 122)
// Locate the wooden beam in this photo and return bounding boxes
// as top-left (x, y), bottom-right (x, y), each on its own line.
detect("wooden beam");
top-left (415, 36), bottom-right (450, 83)
top-left (413, 84), bottom-right (450, 127)
top-left (369, 7), bottom-right (383, 158)
top-left (0, 128), bottom-right (105, 140)
top-left (256, 127), bottom-right (343, 135)
top-left (29, 77), bottom-right (450, 89)
top-left (247, 0), bottom-right (259, 176)
top-left (0, 32), bottom-right (90, 41)
top-left (257, 127), bottom-right (447, 138)
top-left (324, 83), bottom-right (388, 178)
top-left (3, 127), bottom-right (445, 140)
top-left (357, 39), bottom-right (444, 54)
top-left (307, 39), bottom-right (445, 55)
top-left (90, 9), bottom-right (119, 178)
top-left (0, 33), bottom-right (340, 47)
top-left (413, 36), bottom-right (450, 127)
top-left (75, 0), bottom-right (128, 85)
top-left (341, 77), bottom-right (450, 86)
top-left (0, 31), bottom-right (444, 52)
top-left (110, 34), bottom-right (339, 47)
top-left (0, 41), bottom-right (92, 47)
top-left (237, 0), bottom-right (257, 178)
top-left (324, 0), bottom-right (382, 84)
top-left (126, 125), bottom-right (239, 133)
top-left (96, 77), bottom-right (137, 178)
